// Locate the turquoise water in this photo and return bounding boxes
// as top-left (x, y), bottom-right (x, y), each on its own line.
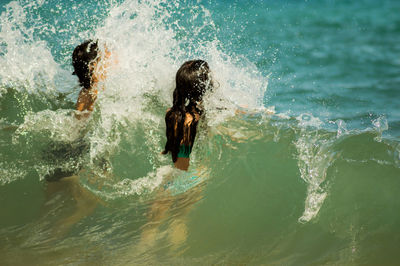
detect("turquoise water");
top-left (1, 0), bottom-right (400, 264)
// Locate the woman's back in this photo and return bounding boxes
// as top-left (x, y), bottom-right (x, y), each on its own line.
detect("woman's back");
top-left (173, 110), bottom-right (200, 170)
top-left (163, 60), bottom-right (213, 170)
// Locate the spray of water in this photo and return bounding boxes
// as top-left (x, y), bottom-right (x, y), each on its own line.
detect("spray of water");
top-left (1, 0), bottom-right (269, 196)
top-left (295, 114), bottom-right (336, 223)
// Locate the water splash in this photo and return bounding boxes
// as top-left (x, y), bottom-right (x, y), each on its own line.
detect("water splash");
top-left (1, 0), bottom-right (269, 193)
top-left (372, 115), bottom-right (388, 142)
top-left (0, 1), bottom-right (60, 95)
top-left (13, 109), bottom-right (83, 143)
top-left (335, 119), bottom-right (348, 138)
top-left (295, 114), bottom-right (336, 223)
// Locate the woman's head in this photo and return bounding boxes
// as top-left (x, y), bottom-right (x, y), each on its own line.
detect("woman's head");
top-left (174, 60), bottom-right (213, 107)
top-left (72, 40), bottom-right (99, 89)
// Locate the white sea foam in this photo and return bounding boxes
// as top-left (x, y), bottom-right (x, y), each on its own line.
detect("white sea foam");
top-left (296, 113), bottom-right (323, 128)
top-left (372, 116), bottom-right (388, 142)
top-left (13, 109), bottom-right (84, 144)
top-left (0, 162), bottom-right (27, 185)
top-left (91, 165), bottom-right (173, 199)
top-left (295, 114), bottom-right (336, 223)
top-left (0, 1), bottom-right (61, 96)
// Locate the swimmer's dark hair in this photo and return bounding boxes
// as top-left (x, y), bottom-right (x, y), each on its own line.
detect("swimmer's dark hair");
top-left (162, 60), bottom-right (213, 162)
top-left (72, 40), bottom-right (99, 89)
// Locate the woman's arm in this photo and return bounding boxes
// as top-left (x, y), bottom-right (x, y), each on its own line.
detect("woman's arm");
top-left (75, 89), bottom-right (98, 119)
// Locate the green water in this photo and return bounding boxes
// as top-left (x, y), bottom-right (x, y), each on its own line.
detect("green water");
top-left (1, 0), bottom-right (400, 265)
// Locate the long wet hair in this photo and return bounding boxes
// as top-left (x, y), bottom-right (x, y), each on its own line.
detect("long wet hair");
top-left (162, 60), bottom-right (213, 162)
top-left (72, 40), bottom-right (99, 89)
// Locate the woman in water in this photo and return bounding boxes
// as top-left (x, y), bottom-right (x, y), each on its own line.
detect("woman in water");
top-left (45, 40), bottom-right (113, 181)
top-left (162, 59), bottom-right (213, 170)
top-left (43, 40), bottom-right (114, 236)
top-left (138, 60), bottom-right (213, 250)
top-left (72, 39), bottom-right (112, 119)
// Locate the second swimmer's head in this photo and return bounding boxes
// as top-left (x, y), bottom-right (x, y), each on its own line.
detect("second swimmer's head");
top-left (72, 40), bottom-right (99, 89)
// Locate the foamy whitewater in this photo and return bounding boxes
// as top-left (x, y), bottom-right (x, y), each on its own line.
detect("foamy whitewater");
top-left (1, 0), bottom-right (399, 264)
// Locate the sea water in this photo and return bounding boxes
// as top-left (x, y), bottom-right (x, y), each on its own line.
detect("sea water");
top-left (0, 0), bottom-right (399, 264)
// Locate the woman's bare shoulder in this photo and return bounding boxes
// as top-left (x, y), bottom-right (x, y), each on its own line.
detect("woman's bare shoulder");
top-left (184, 111), bottom-right (200, 126)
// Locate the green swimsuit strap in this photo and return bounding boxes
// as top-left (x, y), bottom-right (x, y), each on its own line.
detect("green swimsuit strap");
top-left (177, 145), bottom-right (192, 158)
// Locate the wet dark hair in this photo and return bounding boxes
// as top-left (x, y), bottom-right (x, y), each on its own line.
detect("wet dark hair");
top-left (72, 40), bottom-right (99, 89)
top-left (162, 60), bottom-right (213, 162)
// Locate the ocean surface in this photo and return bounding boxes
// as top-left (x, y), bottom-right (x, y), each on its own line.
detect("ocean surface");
top-left (1, 0), bottom-right (399, 265)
